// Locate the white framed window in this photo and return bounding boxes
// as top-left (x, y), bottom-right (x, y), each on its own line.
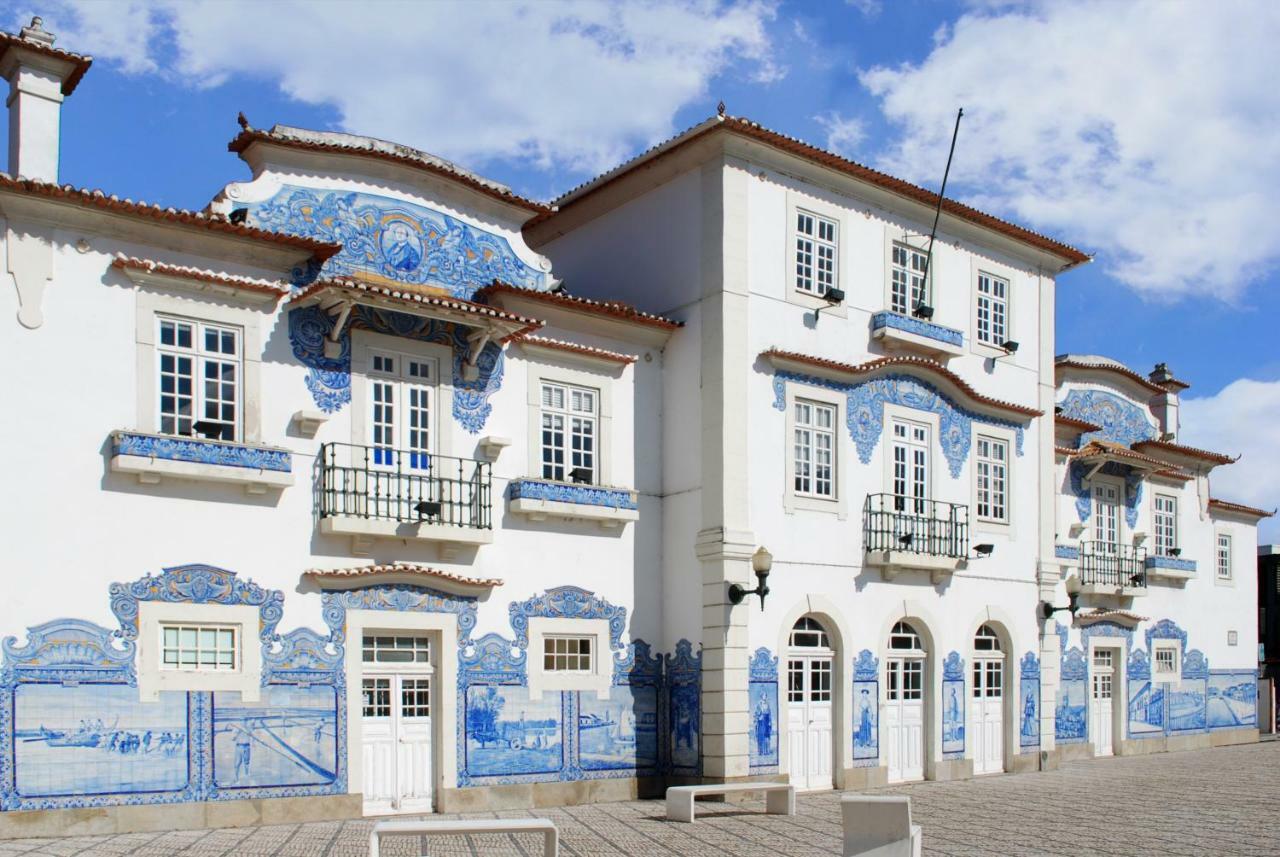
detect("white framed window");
top-left (793, 399), bottom-right (836, 498)
top-left (541, 381), bottom-right (598, 483)
top-left (157, 316), bottom-right (241, 441)
top-left (543, 635), bottom-right (594, 673)
top-left (975, 272), bottom-right (1008, 346)
top-left (367, 350), bottom-right (436, 469)
top-left (1217, 533), bottom-right (1233, 580)
top-left (1152, 644), bottom-right (1180, 681)
top-left (362, 634), bottom-right (431, 664)
top-left (1154, 495), bottom-right (1178, 557)
top-left (891, 418), bottom-right (930, 513)
top-left (890, 241), bottom-right (930, 315)
top-left (160, 623), bottom-right (237, 672)
top-left (795, 210), bottom-right (838, 296)
top-left (975, 435), bottom-right (1008, 522)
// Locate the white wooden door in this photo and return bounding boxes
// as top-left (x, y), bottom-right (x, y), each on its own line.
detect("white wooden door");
top-left (369, 351), bottom-right (436, 470)
top-left (361, 672), bottom-right (434, 814)
top-left (891, 419), bottom-right (930, 515)
top-left (1093, 484), bottom-right (1121, 547)
top-left (786, 656), bottom-right (834, 791)
top-left (1090, 650), bottom-right (1114, 757)
top-left (970, 658), bottom-right (1004, 775)
top-left (885, 658), bottom-right (925, 783)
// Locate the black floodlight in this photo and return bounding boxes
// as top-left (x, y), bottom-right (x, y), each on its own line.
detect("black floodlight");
top-left (414, 500), bottom-right (442, 520)
top-left (569, 467), bottom-right (593, 484)
top-left (912, 303), bottom-right (934, 320)
top-left (973, 543), bottom-right (995, 557)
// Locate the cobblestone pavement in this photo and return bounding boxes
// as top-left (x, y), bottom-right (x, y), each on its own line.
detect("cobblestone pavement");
top-left (2, 742), bottom-right (1276, 857)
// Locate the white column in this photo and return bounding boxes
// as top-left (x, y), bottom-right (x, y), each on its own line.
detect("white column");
top-left (1037, 269), bottom-right (1060, 760)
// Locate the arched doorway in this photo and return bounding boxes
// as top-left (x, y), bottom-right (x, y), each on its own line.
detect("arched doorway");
top-left (786, 617), bottom-right (834, 791)
top-left (970, 624), bottom-right (1005, 775)
top-left (885, 620), bottom-right (926, 783)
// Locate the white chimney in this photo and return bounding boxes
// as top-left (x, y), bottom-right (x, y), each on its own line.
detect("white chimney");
top-left (0, 17), bottom-right (90, 183)
top-left (1148, 362), bottom-right (1188, 441)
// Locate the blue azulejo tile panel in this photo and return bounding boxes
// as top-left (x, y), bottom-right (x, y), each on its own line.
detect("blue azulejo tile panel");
top-left (112, 432), bottom-right (292, 473)
top-left (464, 685), bottom-right (564, 777)
top-left (669, 683), bottom-right (700, 772)
top-left (212, 685), bottom-right (338, 790)
top-left (1167, 678), bottom-right (1207, 733)
top-left (748, 681), bottom-right (779, 771)
top-left (1056, 389), bottom-right (1157, 447)
top-left (508, 479), bottom-right (639, 510)
top-left (1018, 653), bottom-right (1039, 751)
top-left (852, 650), bottom-right (879, 766)
top-left (12, 684), bottom-right (189, 799)
top-left (1055, 647), bottom-right (1087, 743)
top-left (1207, 671), bottom-right (1256, 729)
top-left (941, 652), bottom-right (964, 758)
top-left (578, 686), bottom-right (659, 772)
top-left (870, 311), bottom-right (965, 347)
top-left (1126, 649), bottom-right (1163, 738)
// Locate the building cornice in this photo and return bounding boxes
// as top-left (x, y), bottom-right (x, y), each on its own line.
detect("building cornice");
top-left (1207, 498), bottom-right (1275, 520)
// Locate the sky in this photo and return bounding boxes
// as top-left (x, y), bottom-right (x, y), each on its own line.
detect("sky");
top-left (5, 0), bottom-right (1279, 538)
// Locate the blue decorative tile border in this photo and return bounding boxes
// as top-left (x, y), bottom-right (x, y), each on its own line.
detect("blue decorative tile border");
top-left (111, 432), bottom-right (291, 473)
top-left (1145, 556), bottom-right (1197, 573)
top-left (870, 311), bottom-right (964, 348)
top-left (508, 479), bottom-right (639, 511)
top-left (1055, 544), bottom-right (1080, 560)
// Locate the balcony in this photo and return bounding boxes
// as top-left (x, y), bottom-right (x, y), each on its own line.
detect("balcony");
top-left (1144, 554), bottom-right (1197, 584)
top-left (318, 442), bottom-right (493, 555)
top-left (109, 430), bottom-right (294, 494)
top-left (1078, 541), bottom-right (1147, 595)
top-left (870, 311), bottom-right (965, 359)
top-left (863, 493), bottom-right (969, 583)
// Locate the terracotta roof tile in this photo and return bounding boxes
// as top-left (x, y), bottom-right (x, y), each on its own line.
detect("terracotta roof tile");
top-left (302, 562), bottom-right (503, 588)
top-left (1207, 498), bottom-right (1275, 519)
top-left (0, 22), bottom-right (92, 95)
top-left (1055, 415), bottom-right (1102, 433)
top-left (1072, 440), bottom-right (1169, 469)
top-left (1131, 439), bottom-right (1236, 466)
top-left (111, 255), bottom-right (291, 300)
top-left (1055, 355), bottom-right (1167, 395)
top-left (1075, 609), bottom-right (1149, 625)
top-left (514, 334), bottom-right (636, 365)
top-left (476, 281), bottom-right (683, 331)
top-left (762, 349), bottom-right (1041, 419)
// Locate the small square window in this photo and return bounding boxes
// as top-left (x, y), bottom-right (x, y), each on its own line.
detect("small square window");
top-left (1153, 644), bottom-right (1179, 680)
top-left (160, 623), bottom-right (238, 672)
top-left (543, 635), bottom-right (593, 673)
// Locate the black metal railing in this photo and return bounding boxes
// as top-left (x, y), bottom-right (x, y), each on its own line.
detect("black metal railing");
top-left (863, 493), bottom-right (969, 558)
top-left (1079, 541), bottom-right (1147, 588)
top-left (319, 442), bottom-right (492, 530)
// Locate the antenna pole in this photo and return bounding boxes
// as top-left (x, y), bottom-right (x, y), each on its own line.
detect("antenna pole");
top-left (919, 107), bottom-right (963, 303)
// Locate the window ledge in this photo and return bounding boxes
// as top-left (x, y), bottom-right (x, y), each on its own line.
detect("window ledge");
top-left (110, 430), bottom-right (293, 494)
top-left (864, 550), bottom-right (966, 584)
top-left (1145, 556), bottom-right (1197, 582)
top-left (870, 311), bottom-right (965, 358)
top-left (508, 478), bottom-right (639, 528)
top-left (318, 516), bottom-right (494, 554)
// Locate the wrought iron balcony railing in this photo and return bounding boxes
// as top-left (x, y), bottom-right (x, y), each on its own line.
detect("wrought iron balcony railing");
top-left (863, 493), bottom-right (969, 559)
top-left (319, 442), bottom-right (492, 530)
top-left (1079, 541), bottom-right (1147, 589)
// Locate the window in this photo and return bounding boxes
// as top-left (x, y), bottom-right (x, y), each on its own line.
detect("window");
top-left (891, 419), bottom-right (929, 513)
top-left (795, 210), bottom-right (837, 296)
top-left (974, 624), bottom-right (1002, 652)
top-left (889, 621), bottom-right (925, 652)
top-left (890, 242), bottom-right (930, 315)
top-left (157, 316), bottom-right (241, 441)
top-left (789, 617), bottom-right (831, 649)
top-left (1217, 533), bottom-right (1233, 580)
top-left (362, 677), bottom-right (392, 718)
top-left (887, 660), bottom-right (924, 701)
top-left (368, 351), bottom-right (435, 469)
top-left (543, 635), bottom-right (593, 672)
top-left (975, 273), bottom-right (1008, 346)
top-left (161, 624), bottom-right (237, 672)
top-left (362, 635), bottom-right (431, 664)
top-left (793, 400), bottom-right (835, 498)
top-left (400, 678), bottom-right (431, 718)
top-left (541, 382), bottom-right (597, 483)
top-left (975, 436), bottom-right (1008, 522)
top-left (1154, 495), bottom-right (1178, 557)
top-left (1153, 644), bottom-right (1180, 679)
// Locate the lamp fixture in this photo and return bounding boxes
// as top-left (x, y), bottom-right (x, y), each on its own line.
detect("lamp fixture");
top-left (912, 303), bottom-right (934, 320)
top-left (1000, 340), bottom-right (1019, 354)
top-left (1040, 574), bottom-right (1082, 620)
top-left (1168, 548), bottom-right (1182, 557)
top-left (897, 533), bottom-right (913, 547)
top-left (414, 500), bottom-right (442, 520)
top-left (973, 543), bottom-right (994, 557)
top-left (569, 467), bottom-right (593, 484)
top-left (814, 287), bottom-right (846, 320)
top-left (192, 420), bottom-right (227, 441)
top-left (728, 546), bottom-right (772, 611)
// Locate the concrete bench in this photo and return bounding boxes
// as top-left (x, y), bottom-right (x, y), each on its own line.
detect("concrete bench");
top-left (368, 817), bottom-right (558, 856)
top-left (840, 795), bottom-right (922, 857)
top-left (665, 782), bottom-right (795, 823)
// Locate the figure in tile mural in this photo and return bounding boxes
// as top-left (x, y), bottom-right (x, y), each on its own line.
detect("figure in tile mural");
top-left (753, 687), bottom-right (773, 758)
top-left (465, 685), bottom-right (563, 776)
top-left (855, 688), bottom-right (875, 750)
top-left (579, 687), bottom-right (658, 771)
top-left (1021, 686), bottom-right (1038, 739)
top-left (212, 686), bottom-right (339, 789)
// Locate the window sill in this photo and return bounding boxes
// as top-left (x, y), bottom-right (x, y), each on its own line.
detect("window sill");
top-left (110, 430), bottom-right (293, 494)
top-left (508, 478), bottom-right (639, 528)
top-left (870, 311), bottom-right (965, 359)
top-left (864, 550), bottom-right (966, 585)
top-left (318, 516), bottom-right (494, 554)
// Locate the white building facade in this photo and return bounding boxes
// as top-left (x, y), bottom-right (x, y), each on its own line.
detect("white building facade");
top-left (0, 19), bottom-right (1265, 836)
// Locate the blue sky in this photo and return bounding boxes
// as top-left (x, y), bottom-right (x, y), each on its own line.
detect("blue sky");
top-left (6, 0), bottom-right (1279, 532)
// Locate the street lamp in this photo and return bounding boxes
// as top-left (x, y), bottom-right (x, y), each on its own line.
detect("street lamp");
top-left (729, 547), bottom-right (772, 611)
top-left (1040, 574), bottom-right (1082, 621)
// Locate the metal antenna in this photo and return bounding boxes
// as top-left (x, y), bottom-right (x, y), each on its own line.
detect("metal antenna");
top-left (918, 108), bottom-right (964, 301)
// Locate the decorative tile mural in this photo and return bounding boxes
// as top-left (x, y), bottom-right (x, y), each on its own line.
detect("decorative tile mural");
top-left (1019, 653), bottom-right (1040, 751)
top-left (666, 641), bottom-right (702, 775)
top-left (1055, 647), bottom-right (1088, 743)
top-left (465, 684), bottom-right (565, 777)
top-left (1207, 671), bottom-right (1256, 729)
top-left (579, 685), bottom-right (659, 773)
top-left (852, 650), bottom-right (879, 765)
top-left (1056, 389), bottom-right (1157, 447)
top-left (212, 685), bottom-right (338, 790)
top-left (748, 647), bottom-right (778, 773)
top-left (942, 651), bottom-right (964, 758)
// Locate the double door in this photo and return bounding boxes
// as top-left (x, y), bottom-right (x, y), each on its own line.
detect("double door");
top-left (361, 672), bottom-right (434, 814)
top-left (970, 658), bottom-right (1004, 775)
top-left (785, 655), bottom-right (833, 791)
top-left (884, 658), bottom-right (924, 782)
top-left (1090, 650), bottom-right (1115, 757)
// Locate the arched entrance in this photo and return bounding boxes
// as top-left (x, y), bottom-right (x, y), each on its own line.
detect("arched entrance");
top-left (884, 620), bottom-right (926, 783)
top-left (970, 624), bottom-right (1005, 775)
top-left (786, 617), bottom-right (834, 790)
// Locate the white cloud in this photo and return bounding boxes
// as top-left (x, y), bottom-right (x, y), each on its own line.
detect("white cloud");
top-left (858, 0), bottom-right (1280, 301)
top-left (1180, 378), bottom-right (1280, 541)
top-left (35, 0), bottom-right (779, 177)
top-left (814, 111), bottom-right (865, 158)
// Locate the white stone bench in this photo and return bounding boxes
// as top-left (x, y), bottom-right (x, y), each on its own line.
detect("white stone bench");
top-left (840, 795), bottom-right (922, 857)
top-left (664, 782), bottom-right (795, 823)
top-left (368, 817), bottom-right (558, 857)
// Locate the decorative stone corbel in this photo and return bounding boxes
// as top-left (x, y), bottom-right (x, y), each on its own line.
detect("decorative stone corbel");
top-left (322, 298), bottom-right (353, 358)
top-left (6, 227), bottom-right (53, 329)
top-left (462, 326), bottom-right (494, 381)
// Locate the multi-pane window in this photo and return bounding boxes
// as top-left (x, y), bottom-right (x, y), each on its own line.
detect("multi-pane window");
top-left (891, 420), bottom-right (929, 513)
top-left (543, 636), bottom-right (593, 672)
top-left (790, 617), bottom-right (831, 649)
top-left (793, 400), bottom-right (835, 498)
top-left (369, 352), bottom-right (434, 469)
top-left (400, 678), bottom-right (431, 717)
top-left (795, 211), bottom-right (837, 295)
top-left (1154, 495), bottom-right (1178, 556)
top-left (887, 660), bottom-right (924, 701)
top-left (890, 242), bottom-right (929, 315)
top-left (362, 677), bottom-right (392, 718)
top-left (1153, 645), bottom-right (1179, 679)
top-left (975, 436), bottom-right (1008, 521)
top-left (158, 317), bottom-right (240, 440)
top-left (889, 621), bottom-right (925, 652)
top-left (541, 382), bottom-right (597, 483)
top-left (362, 635), bottom-right (431, 664)
top-left (976, 273), bottom-right (1008, 345)
top-left (1217, 534), bottom-right (1233, 580)
top-left (808, 660), bottom-right (832, 702)
top-left (161, 624), bottom-right (237, 671)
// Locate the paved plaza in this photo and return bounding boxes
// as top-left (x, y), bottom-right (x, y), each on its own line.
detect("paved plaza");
top-left (2, 742), bottom-right (1276, 857)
